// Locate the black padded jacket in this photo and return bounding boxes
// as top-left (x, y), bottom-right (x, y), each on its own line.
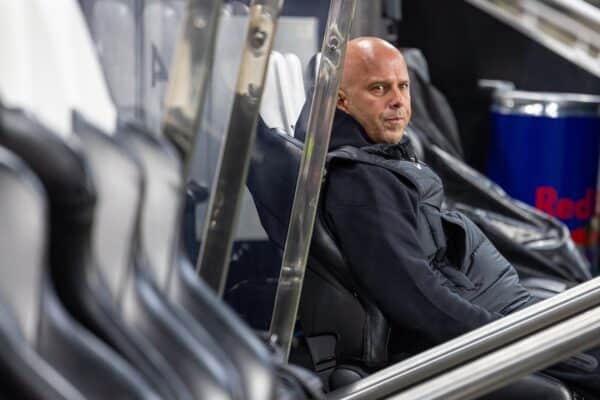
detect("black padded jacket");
top-left (321, 110), bottom-right (532, 350)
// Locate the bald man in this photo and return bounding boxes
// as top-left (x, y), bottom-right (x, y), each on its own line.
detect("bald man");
top-left (322, 37), bottom-right (533, 349)
top-left (337, 37), bottom-right (412, 144)
top-left (295, 37), bottom-right (600, 395)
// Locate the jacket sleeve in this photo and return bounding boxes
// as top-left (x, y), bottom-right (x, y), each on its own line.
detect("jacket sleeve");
top-left (324, 162), bottom-right (501, 345)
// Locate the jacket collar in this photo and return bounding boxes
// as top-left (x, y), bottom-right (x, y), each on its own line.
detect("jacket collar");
top-left (330, 109), bottom-right (416, 161)
top-left (329, 109), bottom-right (374, 150)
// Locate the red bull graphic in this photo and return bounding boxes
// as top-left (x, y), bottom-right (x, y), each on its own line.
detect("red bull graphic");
top-left (487, 105), bottom-right (600, 268)
top-left (535, 187), bottom-right (599, 246)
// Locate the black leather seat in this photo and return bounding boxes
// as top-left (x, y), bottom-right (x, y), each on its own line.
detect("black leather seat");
top-left (0, 300), bottom-right (84, 400)
top-left (479, 374), bottom-right (574, 400)
top-left (121, 119), bottom-right (322, 400)
top-left (168, 252), bottom-right (278, 400)
top-left (169, 248), bottom-right (326, 399)
top-left (65, 115), bottom-right (194, 400)
top-left (247, 117), bottom-right (575, 399)
top-left (248, 120), bottom-right (389, 376)
top-left (117, 121), bottom-right (243, 400)
top-left (0, 105), bottom-right (159, 400)
top-left (0, 145), bottom-right (84, 400)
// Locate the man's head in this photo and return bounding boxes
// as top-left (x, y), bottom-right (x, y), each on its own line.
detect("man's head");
top-left (337, 37), bottom-right (411, 144)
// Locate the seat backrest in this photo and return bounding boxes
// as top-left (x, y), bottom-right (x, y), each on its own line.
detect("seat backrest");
top-left (248, 119), bottom-right (390, 368)
top-left (119, 122), bottom-right (182, 289)
top-left (119, 122), bottom-right (242, 400)
top-left (72, 115), bottom-right (194, 400)
top-left (170, 254), bottom-right (278, 400)
top-left (74, 116), bottom-right (141, 301)
top-left (402, 48), bottom-right (464, 159)
top-left (0, 146), bottom-right (85, 400)
top-left (0, 146), bottom-right (46, 343)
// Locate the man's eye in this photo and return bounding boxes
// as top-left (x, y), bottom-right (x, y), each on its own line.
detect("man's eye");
top-left (371, 84), bottom-right (385, 93)
top-left (400, 82), bottom-right (409, 90)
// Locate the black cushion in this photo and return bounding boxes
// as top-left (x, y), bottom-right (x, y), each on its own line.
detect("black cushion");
top-left (481, 373), bottom-right (574, 400)
top-left (248, 118), bottom-right (390, 367)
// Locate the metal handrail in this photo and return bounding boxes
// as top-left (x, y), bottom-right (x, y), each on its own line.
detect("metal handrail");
top-left (196, 0), bottom-right (284, 295)
top-left (268, 0), bottom-right (357, 359)
top-left (329, 276), bottom-right (600, 399)
top-left (547, 0), bottom-right (600, 26)
top-left (464, 0), bottom-right (600, 77)
top-left (521, 0), bottom-right (600, 47)
top-left (390, 305), bottom-right (600, 399)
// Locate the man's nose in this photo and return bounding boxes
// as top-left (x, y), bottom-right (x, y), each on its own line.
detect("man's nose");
top-left (388, 88), bottom-right (404, 108)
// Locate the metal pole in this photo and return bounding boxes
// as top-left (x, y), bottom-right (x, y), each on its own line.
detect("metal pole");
top-left (390, 306), bottom-right (600, 400)
top-left (268, 0), bottom-right (357, 359)
top-left (162, 0), bottom-right (223, 165)
top-left (196, 0), bottom-right (284, 295)
top-left (329, 276), bottom-right (600, 400)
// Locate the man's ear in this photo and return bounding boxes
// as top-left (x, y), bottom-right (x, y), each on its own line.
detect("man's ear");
top-left (337, 91), bottom-right (349, 112)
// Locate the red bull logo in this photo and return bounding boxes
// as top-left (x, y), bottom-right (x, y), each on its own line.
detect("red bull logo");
top-left (536, 186), bottom-right (599, 245)
top-left (536, 187), bottom-right (596, 221)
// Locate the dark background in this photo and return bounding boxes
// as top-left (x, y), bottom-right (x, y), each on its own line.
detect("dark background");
top-left (393, 0), bottom-right (600, 171)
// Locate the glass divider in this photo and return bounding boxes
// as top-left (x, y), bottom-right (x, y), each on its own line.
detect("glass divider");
top-left (195, 0), bottom-right (285, 295)
top-left (162, 0), bottom-right (223, 165)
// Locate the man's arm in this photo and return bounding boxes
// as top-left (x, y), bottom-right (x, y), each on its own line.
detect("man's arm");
top-left (324, 162), bottom-right (500, 345)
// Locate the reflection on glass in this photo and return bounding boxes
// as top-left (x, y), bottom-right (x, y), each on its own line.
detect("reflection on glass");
top-left (196, 0), bottom-right (284, 295)
top-left (186, 11), bottom-right (250, 243)
top-left (87, 0), bottom-right (137, 120)
top-left (143, 0), bottom-right (187, 134)
top-left (82, 0), bottom-right (187, 130)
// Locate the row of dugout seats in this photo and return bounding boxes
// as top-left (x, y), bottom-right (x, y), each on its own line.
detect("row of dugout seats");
top-left (0, 0), bottom-right (587, 396)
top-left (0, 102), bottom-right (325, 400)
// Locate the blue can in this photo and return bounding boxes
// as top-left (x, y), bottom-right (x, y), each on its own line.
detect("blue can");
top-left (487, 91), bottom-right (600, 264)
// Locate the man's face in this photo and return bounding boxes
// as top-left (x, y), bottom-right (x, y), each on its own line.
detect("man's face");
top-left (337, 45), bottom-right (411, 144)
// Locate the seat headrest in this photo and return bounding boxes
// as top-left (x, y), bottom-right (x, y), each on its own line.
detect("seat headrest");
top-left (259, 51), bottom-right (305, 136)
top-left (402, 48), bottom-right (431, 83)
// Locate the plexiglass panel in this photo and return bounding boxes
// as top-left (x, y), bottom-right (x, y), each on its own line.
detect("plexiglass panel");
top-left (80, 0), bottom-right (322, 331)
top-left (142, 0), bottom-right (187, 133)
top-left (83, 0), bottom-right (138, 120)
